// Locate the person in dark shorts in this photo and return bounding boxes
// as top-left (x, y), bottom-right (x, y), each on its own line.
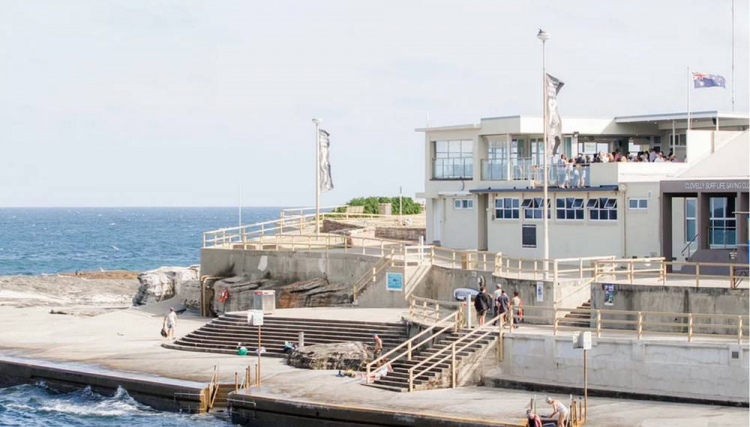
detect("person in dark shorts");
top-left (474, 287), bottom-right (493, 326)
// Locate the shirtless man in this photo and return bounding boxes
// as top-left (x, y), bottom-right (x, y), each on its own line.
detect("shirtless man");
top-left (373, 334), bottom-right (383, 357)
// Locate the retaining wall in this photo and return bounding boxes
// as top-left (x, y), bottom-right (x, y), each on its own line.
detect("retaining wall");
top-left (487, 333), bottom-right (749, 405)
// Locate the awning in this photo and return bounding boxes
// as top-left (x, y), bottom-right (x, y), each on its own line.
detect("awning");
top-left (469, 185), bottom-right (619, 194)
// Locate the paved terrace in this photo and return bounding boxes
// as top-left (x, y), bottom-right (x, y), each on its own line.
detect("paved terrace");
top-left (0, 305), bottom-right (747, 426)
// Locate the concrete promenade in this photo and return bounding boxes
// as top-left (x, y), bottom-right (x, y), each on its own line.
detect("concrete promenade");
top-left (0, 305), bottom-right (747, 426)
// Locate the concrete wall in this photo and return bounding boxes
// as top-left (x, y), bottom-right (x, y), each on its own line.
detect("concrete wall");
top-left (374, 226), bottom-right (425, 241)
top-left (201, 249), bottom-right (379, 288)
top-left (591, 282), bottom-right (750, 333)
top-left (489, 334), bottom-right (749, 404)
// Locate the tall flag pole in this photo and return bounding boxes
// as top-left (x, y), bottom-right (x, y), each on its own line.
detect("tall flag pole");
top-left (537, 29), bottom-right (550, 269)
top-left (732, 0), bottom-right (735, 111)
top-left (687, 67), bottom-right (691, 132)
top-left (313, 118), bottom-right (322, 234)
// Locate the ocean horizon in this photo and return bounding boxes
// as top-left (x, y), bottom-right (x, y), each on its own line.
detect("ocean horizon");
top-left (0, 207), bottom-right (284, 276)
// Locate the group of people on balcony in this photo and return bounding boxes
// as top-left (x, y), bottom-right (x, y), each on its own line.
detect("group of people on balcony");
top-left (562, 148), bottom-right (679, 165)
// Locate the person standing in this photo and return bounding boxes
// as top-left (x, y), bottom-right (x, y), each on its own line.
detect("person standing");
top-left (512, 291), bottom-right (522, 327)
top-left (474, 287), bottom-right (492, 326)
top-left (498, 290), bottom-right (510, 327)
top-left (373, 334), bottom-right (383, 357)
top-left (545, 397), bottom-right (569, 427)
top-left (164, 307), bottom-right (177, 340)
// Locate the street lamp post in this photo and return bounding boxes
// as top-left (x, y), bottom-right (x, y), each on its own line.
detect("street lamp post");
top-left (537, 29), bottom-right (550, 270)
top-left (313, 118), bottom-right (323, 235)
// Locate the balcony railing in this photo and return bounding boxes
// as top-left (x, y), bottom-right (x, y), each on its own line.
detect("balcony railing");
top-left (480, 158), bottom-right (590, 187)
top-left (432, 157), bottom-right (473, 180)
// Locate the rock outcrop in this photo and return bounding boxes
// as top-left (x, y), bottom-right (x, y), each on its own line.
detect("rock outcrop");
top-left (132, 265), bottom-right (200, 306)
top-left (212, 277), bottom-right (281, 313)
top-left (288, 342), bottom-right (373, 370)
top-left (277, 278), bottom-right (351, 308)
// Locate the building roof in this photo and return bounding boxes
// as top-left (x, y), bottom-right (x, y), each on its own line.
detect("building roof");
top-left (614, 111), bottom-right (749, 124)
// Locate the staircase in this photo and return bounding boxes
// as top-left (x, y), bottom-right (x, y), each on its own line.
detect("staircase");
top-left (163, 314), bottom-right (408, 357)
top-left (561, 300), bottom-right (592, 328)
top-left (209, 383), bottom-right (234, 413)
top-left (370, 328), bottom-right (498, 392)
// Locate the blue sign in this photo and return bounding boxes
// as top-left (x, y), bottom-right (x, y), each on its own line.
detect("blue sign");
top-left (386, 272), bottom-right (404, 292)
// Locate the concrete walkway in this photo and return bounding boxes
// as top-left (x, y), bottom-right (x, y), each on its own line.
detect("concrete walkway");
top-left (0, 306), bottom-right (746, 426)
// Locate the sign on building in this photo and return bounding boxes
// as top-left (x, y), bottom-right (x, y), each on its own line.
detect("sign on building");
top-left (386, 272), bottom-right (404, 292)
top-left (536, 281), bottom-right (544, 302)
top-left (603, 284), bottom-right (615, 306)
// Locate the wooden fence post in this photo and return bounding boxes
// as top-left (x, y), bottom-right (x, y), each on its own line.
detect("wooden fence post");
top-left (596, 310), bottom-right (602, 338)
top-left (695, 264), bottom-right (700, 288)
top-left (688, 314), bottom-right (694, 342)
top-left (637, 312), bottom-right (643, 340)
top-left (738, 316), bottom-right (743, 344)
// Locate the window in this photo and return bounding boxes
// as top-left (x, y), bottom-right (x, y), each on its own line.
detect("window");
top-left (522, 198), bottom-right (550, 219)
top-left (588, 198), bottom-right (618, 221)
top-left (556, 198), bottom-right (584, 220)
top-left (433, 140), bottom-right (473, 179)
top-left (628, 198), bottom-right (648, 210)
top-left (454, 199), bottom-right (474, 210)
top-left (522, 224), bottom-right (537, 248)
top-left (709, 197), bottom-right (737, 248)
top-left (685, 198), bottom-right (697, 242)
top-left (494, 197), bottom-right (520, 219)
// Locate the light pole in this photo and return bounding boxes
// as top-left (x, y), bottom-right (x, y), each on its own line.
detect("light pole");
top-left (537, 29), bottom-right (550, 269)
top-left (313, 118), bottom-right (323, 235)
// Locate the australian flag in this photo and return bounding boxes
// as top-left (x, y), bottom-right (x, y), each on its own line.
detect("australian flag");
top-left (692, 72), bottom-right (726, 88)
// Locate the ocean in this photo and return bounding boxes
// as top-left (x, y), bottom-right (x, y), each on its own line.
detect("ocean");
top-left (0, 383), bottom-right (231, 426)
top-left (0, 207), bottom-right (281, 276)
top-left (0, 207), bottom-right (283, 425)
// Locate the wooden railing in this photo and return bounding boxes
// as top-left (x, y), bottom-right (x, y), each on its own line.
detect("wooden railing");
top-left (204, 211), bottom-right (426, 248)
top-left (408, 295), bottom-right (465, 326)
top-left (407, 313), bottom-right (504, 392)
top-left (207, 365), bottom-right (220, 409)
top-left (515, 305), bottom-right (748, 344)
top-left (365, 311), bottom-right (461, 383)
top-left (594, 258), bottom-right (749, 289)
top-left (352, 249), bottom-right (399, 300)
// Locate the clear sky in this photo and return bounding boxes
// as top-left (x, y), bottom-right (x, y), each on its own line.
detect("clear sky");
top-left (1, 0), bottom-right (747, 207)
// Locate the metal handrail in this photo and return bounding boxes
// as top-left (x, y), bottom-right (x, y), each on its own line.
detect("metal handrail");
top-left (407, 313), bottom-right (504, 392)
top-left (681, 233), bottom-right (700, 257)
top-left (365, 311), bottom-right (460, 383)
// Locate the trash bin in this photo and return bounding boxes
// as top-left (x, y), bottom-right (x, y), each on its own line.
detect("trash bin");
top-left (252, 290), bottom-right (276, 314)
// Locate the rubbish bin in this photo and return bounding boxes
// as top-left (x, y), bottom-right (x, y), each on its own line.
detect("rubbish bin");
top-left (252, 290), bottom-right (276, 314)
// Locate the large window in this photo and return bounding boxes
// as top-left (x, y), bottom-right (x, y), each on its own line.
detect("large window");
top-left (685, 198), bottom-right (697, 242)
top-left (556, 198), bottom-right (584, 220)
top-left (587, 197), bottom-right (618, 221)
top-left (709, 197), bottom-right (737, 248)
top-left (454, 199), bottom-right (474, 210)
top-left (522, 198), bottom-right (550, 219)
top-left (433, 140), bottom-right (473, 179)
top-left (494, 197), bottom-right (520, 219)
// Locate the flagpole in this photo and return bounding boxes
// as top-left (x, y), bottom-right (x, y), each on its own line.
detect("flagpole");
top-left (687, 67), bottom-right (691, 132)
top-left (731, 0), bottom-right (735, 112)
top-left (313, 118), bottom-right (322, 235)
top-left (537, 29), bottom-right (550, 269)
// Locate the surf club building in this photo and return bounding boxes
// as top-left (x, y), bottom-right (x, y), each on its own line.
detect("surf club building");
top-left (417, 111), bottom-right (749, 265)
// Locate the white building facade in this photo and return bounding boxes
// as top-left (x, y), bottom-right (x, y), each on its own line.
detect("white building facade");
top-left (417, 111), bottom-right (749, 262)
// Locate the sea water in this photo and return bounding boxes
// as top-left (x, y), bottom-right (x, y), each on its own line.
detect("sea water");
top-left (0, 383), bottom-right (232, 426)
top-left (0, 207), bottom-right (281, 275)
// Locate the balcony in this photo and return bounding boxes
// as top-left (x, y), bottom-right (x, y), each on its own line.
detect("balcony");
top-left (480, 158), bottom-right (591, 188)
top-left (432, 158), bottom-right (473, 180)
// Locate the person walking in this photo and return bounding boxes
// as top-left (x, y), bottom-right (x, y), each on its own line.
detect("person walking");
top-left (474, 287), bottom-right (493, 326)
top-left (373, 334), bottom-right (383, 357)
top-left (163, 307), bottom-right (177, 341)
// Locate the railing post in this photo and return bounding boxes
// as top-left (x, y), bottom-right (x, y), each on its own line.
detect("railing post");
top-left (553, 260), bottom-right (559, 284)
top-left (408, 341), bottom-right (412, 361)
top-left (509, 305), bottom-right (514, 334)
top-left (451, 342), bottom-right (457, 388)
top-left (430, 247), bottom-right (435, 264)
top-left (637, 312), bottom-right (643, 340)
top-left (596, 310), bottom-right (602, 338)
top-left (435, 303), bottom-right (440, 323)
top-left (688, 314), bottom-right (693, 342)
top-left (409, 370), bottom-right (413, 392)
top-left (695, 264), bottom-right (700, 288)
top-left (222, 229), bottom-right (226, 247)
top-left (628, 261), bottom-right (634, 284)
top-left (203, 233), bottom-right (207, 248)
top-left (729, 265), bottom-right (735, 289)
top-left (553, 317), bottom-right (559, 336)
top-left (452, 252), bottom-right (456, 268)
top-left (533, 260), bottom-right (538, 279)
top-left (483, 253), bottom-right (487, 271)
top-left (422, 301), bottom-right (427, 322)
top-left (579, 258), bottom-right (584, 279)
top-left (517, 259), bottom-right (521, 278)
top-left (738, 316), bottom-right (743, 344)
top-left (380, 242), bottom-right (384, 257)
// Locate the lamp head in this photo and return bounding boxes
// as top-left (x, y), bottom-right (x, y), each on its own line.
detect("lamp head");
top-left (537, 29), bottom-right (550, 42)
top-left (312, 118), bottom-right (323, 125)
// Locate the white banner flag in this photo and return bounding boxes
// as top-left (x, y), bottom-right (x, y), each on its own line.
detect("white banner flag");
top-left (318, 129), bottom-right (334, 193)
top-left (545, 73), bottom-right (564, 155)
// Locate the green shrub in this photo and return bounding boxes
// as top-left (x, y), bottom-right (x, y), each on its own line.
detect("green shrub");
top-left (336, 197), bottom-right (422, 215)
